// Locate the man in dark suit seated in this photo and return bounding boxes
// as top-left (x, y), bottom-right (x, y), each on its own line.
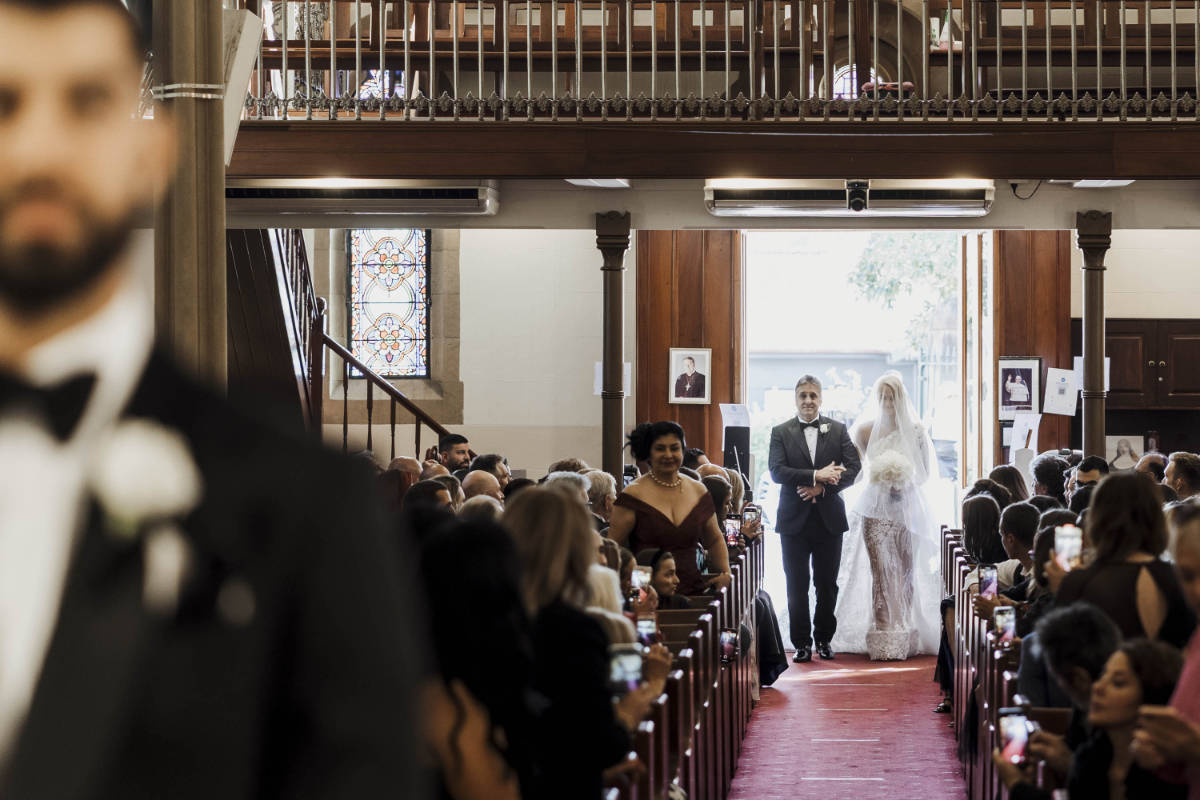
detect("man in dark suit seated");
top-left (673, 356), bottom-right (706, 398)
top-left (0, 2), bottom-right (427, 797)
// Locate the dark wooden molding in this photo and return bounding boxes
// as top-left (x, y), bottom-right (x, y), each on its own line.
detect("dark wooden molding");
top-left (230, 121), bottom-right (1200, 180)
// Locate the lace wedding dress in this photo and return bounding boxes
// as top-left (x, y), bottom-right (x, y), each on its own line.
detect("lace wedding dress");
top-left (831, 373), bottom-right (942, 661)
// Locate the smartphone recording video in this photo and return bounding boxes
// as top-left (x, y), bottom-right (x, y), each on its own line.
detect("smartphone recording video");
top-left (994, 606), bottom-right (1017, 643)
top-left (979, 564), bottom-right (999, 600)
top-left (1054, 525), bottom-right (1083, 572)
top-left (724, 516), bottom-right (742, 547)
top-left (719, 628), bottom-right (738, 664)
top-left (608, 645), bottom-right (644, 697)
top-left (998, 712), bottom-right (1031, 765)
top-left (636, 614), bottom-right (659, 647)
top-left (632, 566), bottom-right (652, 592)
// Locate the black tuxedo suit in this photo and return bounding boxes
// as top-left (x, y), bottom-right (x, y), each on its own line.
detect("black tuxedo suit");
top-left (1, 354), bottom-right (428, 800)
top-left (768, 416), bottom-right (861, 649)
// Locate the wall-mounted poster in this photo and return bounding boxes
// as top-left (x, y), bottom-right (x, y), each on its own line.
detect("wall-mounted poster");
top-left (1106, 435), bottom-right (1142, 471)
top-left (669, 348), bottom-right (712, 405)
top-left (999, 357), bottom-right (1041, 421)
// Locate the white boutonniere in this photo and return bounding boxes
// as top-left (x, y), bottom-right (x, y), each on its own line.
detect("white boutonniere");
top-left (88, 419), bottom-right (203, 616)
top-left (819, 423), bottom-right (830, 435)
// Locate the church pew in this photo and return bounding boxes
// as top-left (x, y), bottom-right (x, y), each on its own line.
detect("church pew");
top-left (635, 719), bottom-right (657, 800)
top-left (665, 668), bottom-right (693, 798)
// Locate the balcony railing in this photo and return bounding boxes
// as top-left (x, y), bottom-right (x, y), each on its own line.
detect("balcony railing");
top-left (234, 0), bottom-right (1200, 121)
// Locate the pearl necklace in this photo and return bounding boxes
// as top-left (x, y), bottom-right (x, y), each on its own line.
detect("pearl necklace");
top-left (649, 471), bottom-right (682, 489)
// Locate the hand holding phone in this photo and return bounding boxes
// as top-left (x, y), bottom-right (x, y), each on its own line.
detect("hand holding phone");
top-left (993, 606), bottom-right (1017, 643)
top-left (979, 564), bottom-right (999, 600)
top-left (608, 644), bottom-right (644, 697)
top-left (998, 712), bottom-right (1032, 765)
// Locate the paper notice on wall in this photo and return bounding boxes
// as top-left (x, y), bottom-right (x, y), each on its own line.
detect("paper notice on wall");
top-left (594, 362), bottom-right (632, 396)
top-left (719, 404), bottom-right (751, 429)
top-left (1072, 357), bottom-right (1111, 392)
top-left (1043, 368), bottom-right (1079, 416)
top-left (1009, 412), bottom-right (1042, 462)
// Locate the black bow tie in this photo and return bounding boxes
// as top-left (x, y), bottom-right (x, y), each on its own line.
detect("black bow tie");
top-left (0, 371), bottom-right (97, 441)
top-left (799, 420), bottom-right (821, 430)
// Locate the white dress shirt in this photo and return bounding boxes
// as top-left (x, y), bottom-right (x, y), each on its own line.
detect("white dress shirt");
top-left (797, 413), bottom-right (821, 485)
top-left (0, 277), bottom-right (152, 761)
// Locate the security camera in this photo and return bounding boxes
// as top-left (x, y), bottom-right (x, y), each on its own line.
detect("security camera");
top-left (847, 180), bottom-right (869, 212)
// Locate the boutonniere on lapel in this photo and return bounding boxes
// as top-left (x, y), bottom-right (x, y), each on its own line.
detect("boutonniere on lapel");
top-left (88, 419), bottom-right (203, 617)
top-left (819, 423), bottom-right (830, 435)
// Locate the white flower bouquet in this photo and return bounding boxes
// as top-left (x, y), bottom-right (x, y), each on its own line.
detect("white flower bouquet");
top-left (868, 451), bottom-right (914, 491)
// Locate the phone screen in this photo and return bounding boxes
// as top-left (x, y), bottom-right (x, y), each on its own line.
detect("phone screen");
top-left (1055, 525), bottom-right (1083, 572)
top-left (742, 508), bottom-right (760, 525)
top-left (632, 566), bottom-right (652, 591)
top-left (719, 628), bottom-right (738, 663)
top-left (994, 606), bottom-right (1017, 643)
top-left (636, 615), bottom-right (658, 647)
top-left (724, 517), bottom-right (742, 546)
top-left (608, 646), bottom-right (644, 696)
top-left (998, 713), bottom-right (1030, 764)
top-left (979, 565), bottom-right (999, 600)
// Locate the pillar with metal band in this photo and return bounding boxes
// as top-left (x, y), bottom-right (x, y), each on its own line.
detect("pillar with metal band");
top-left (1076, 210), bottom-right (1112, 458)
top-left (152, 0), bottom-right (227, 386)
top-left (596, 211), bottom-right (632, 480)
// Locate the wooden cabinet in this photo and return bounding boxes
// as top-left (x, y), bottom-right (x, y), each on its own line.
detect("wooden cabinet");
top-left (1073, 318), bottom-right (1200, 409)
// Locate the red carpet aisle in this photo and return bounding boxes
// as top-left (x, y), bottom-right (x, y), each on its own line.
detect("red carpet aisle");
top-left (728, 654), bottom-right (965, 800)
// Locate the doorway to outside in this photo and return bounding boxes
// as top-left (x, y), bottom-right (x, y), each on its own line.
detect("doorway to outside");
top-left (746, 230), bottom-right (973, 648)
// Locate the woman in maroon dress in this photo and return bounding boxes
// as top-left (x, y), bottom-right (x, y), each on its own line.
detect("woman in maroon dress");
top-left (608, 422), bottom-right (732, 596)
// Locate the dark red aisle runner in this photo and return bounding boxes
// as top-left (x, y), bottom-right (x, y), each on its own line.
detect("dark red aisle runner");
top-left (728, 654), bottom-right (966, 800)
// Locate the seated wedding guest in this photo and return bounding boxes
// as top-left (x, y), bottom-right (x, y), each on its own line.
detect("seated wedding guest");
top-left (438, 433), bottom-right (473, 472)
top-left (547, 457), bottom-right (590, 474)
top-left (505, 477), bottom-right (536, 501)
top-left (418, 518), bottom-right (538, 800)
top-left (0, 3), bottom-right (427, 795)
top-left (469, 453), bottom-right (512, 490)
top-left (1054, 473), bottom-right (1197, 648)
top-left (1168, 452), bottom-right (1200, 501)
top-left (1163, 484), bottom-right (1183, 505)
top-left (1028, 494), bottom-right (1065, 514)
top-left (404, 478), bottom-right (455, 512)
top-left (1139, 452), bottom-right (1170, 483)
top-left (543, 470), bottom-right (592, 508)
top-left (973, 501), bottom-right (1041, 618)
top-left (463, 469), bottom-right (505, 504)
top-left (609, 422), bottom-right (733, 596)
top-left (965, 477), bottom-right (1013, 510)
top-left (389, 455), bottom-right (424, 475)
top-left (637, 549), bottom-right (695, 610)
top-left (586, 564), bottom-right (636, 644)
top-left (1076, 455), bottom-right (1110, 487)
top-left (1015, 603), bottom-right (1123, 773)
top-left (378, 468), bottom-right (418, 514)
top-left (1002, 639), bottom-right (1186, 800)
top-left (702, 474), bottom-right (734, 519)
top-left (422, 460), bottom-right (451, 480)
top-left (433, 474), bottom-right (466, 512)
top-left (1133, 504), bottom-right (1200, 796)
top-left (502, 488), bottom-right (657, 800)
top-left (1032, 453), bottom-right (1071, 505)
top-left (1069, 482), bottom-right (1096, 516)
top-left (963, 494), bottom-right (1009, 580)
top-left (459, 495), bottom-right (503, 522)
top-left (683, 447), bottom-right (709, 470)
top-left (990, 464), bottom-right (1031, 502)
top-left (697, 463), bottom-right (728, 480)
top-left (725, 467), bottom-right (747, 510)
top-left (584, 469), bottom-right (618, 532)
top-left (678, 466), bottom-right (702, 482)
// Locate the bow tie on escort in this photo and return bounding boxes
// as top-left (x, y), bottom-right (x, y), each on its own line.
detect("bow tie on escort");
top-left (0, 371), bottom-right (96, 441)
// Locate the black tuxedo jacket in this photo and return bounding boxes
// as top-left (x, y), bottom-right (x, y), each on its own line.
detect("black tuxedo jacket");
top-left (768, 416), bottom-right (862, 536)
top-left (1, 354), bottom-right (428, 800)
top-left (674, 372), bottom-right (705, 398)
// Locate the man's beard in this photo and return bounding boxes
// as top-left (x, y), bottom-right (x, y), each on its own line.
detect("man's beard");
top-left (0, 187), bottom-right (138, 315)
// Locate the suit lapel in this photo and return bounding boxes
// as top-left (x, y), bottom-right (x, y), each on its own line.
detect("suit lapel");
top-left (790, 417), bottom-right (815, 469)
top-left (2, 502), bottom-right (152, 800)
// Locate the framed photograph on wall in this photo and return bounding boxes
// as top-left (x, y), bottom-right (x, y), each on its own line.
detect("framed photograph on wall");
top-left (1105, 435), bottom-right (1143, 471)
top-left (668, 348), bottom-right (712, 405)
top-left (998, 357), bottom-right (1041, 421)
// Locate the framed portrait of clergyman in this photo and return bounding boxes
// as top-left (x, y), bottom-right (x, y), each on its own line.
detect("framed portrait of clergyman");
top-left (669, 348), bottom-right (712, 405)
top-left (998, 357), bottom-right (1041, 421)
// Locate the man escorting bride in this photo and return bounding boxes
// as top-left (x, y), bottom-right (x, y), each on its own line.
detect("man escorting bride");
top-left (832, 372), bottom-right (942, 661)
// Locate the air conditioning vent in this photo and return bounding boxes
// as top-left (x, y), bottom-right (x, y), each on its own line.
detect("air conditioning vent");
top-left (225, 179), bottom-right (499, 216)
top-left (704, 179), bottom-right (994, 217)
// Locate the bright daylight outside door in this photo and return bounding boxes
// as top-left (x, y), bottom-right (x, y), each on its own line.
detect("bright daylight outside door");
top-left (745, 230), bottom-right (992, 646)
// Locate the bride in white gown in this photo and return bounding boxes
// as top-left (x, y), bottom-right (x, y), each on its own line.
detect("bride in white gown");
top-left (831, 372), bottom-right (942, 661)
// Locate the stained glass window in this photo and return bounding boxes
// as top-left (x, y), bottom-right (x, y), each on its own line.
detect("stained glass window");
top-left (348, 229), bottom-right (430, 378)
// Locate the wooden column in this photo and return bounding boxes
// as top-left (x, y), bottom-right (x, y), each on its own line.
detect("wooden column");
top-left (153, 0), bottom-right (227, 385)
top-left (1076, 210), bottom-right (1113, 458)
top-left (597, 211), bottom-right (632, 480)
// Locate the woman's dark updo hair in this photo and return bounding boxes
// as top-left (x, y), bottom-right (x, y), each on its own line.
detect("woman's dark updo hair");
top-left (627, 421), bottom-right (687, 462)
top-left (1118, 638), bottom-right (1184, 706)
